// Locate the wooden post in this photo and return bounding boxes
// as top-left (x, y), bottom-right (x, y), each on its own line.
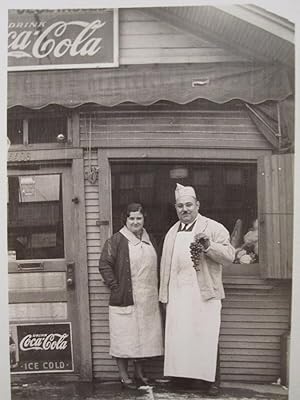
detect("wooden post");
top-left (72, 156), bottom-right (93, 381)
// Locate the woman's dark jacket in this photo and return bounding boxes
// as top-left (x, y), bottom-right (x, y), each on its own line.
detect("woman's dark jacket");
top-left (99, 230), bottom-right (158, 307)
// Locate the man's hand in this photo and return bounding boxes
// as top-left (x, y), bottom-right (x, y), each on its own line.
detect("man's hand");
top-left (196, 233), bottom-right (210, 250)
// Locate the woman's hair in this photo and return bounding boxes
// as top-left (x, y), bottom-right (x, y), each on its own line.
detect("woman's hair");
top-left (122, 203), bottom-right (146, 224)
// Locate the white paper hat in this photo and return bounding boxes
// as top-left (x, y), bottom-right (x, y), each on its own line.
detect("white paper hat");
top-left (175, 183), bottom-right (196, 201)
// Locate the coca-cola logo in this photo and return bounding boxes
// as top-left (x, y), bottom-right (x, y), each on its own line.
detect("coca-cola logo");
top-left (20, 333), bottom-right (69, 351)
top-left (8, 19), bottom-right (106, 59)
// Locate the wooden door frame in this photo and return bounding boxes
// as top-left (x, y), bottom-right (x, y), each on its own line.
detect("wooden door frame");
top-left (7, 156), bottom-right (92, 381)
top-left (72, 157), bottom-right (92, 381)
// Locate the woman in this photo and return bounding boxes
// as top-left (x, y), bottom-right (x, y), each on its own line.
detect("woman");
top-left (99, 203), bottom-right (163, 389)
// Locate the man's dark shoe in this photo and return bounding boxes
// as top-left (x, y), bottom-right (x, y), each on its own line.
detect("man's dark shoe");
top-left (206, 383), bottom-right (220, 396)
top-left (171, 377), bottom-right (193, 390)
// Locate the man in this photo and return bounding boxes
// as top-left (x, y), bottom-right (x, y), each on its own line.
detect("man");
top-left (159, 183), bottom-right (235, 396)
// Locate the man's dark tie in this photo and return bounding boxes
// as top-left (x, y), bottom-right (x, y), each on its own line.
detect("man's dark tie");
top-left (178, 220), bottom-right (197, 232)
top-left (179, 224), bottom-right (188, 232)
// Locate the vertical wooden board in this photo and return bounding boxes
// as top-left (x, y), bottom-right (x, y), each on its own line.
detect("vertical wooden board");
top-left (257, 156), bottom-right (267, 271)
top-left (260, 156), bottom-right (274, 277)
top-left (285, 154), bottom-right (294, 214)
top-left (285, 155), bottom-right (294, 279)
top-left (258, 154), bottom-right (293, 279)
top-left (287, 214), bottom-right (293, 278)
top-left (278, 156), bottom-right (288, 278)
top-left (62, 168), bottom-right (75, 260)
top-left (72, 157), bottom-right (93, 380)
top-left (278, 154), bottom-right (293, 279)
top-left (271, 156), bottom-right (281, 277)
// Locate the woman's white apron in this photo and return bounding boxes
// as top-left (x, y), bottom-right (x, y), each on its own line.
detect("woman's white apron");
top-left (109, 228), bottom-right (163, 358)
top-left (164, 227), bottom-right (221, 381)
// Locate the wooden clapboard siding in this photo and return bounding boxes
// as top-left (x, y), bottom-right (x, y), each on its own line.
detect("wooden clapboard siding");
top-left (79, 101), bottom-right (273, 150)
top-left (147, 6), bottom-right (294, 68)
top-left (119, 9), bottom-right (249, 64)
top-left (220, 277), bottom-right (291, 383)
top-left (84, 150), bottom-right (114, 379)
top-left (87, 272), bottom-right (290, 381)
top-left (258, 154), bottom-right (294, 279)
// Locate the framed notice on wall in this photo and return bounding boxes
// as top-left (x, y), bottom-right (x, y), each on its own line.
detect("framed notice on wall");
top-left (8, 8), bottom-right (119, 71)
top-left (10, 322), bottom-right (74, 374)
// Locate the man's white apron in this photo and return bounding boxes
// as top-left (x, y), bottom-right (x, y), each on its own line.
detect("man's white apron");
top-left (164, 227), bottom-right (221, 381)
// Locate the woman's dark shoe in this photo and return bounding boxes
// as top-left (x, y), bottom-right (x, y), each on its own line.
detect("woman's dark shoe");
top-left (134, 375), bottom-right (150, 386)
top-left (133, 360), bottom-right (150, 386)
top-left (120, 378), bottom-right (137, 390)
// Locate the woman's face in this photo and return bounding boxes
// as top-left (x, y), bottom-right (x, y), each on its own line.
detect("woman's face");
top-left (126, 211), bottom-right (144, 234)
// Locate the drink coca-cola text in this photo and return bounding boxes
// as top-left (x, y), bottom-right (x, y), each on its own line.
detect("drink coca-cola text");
top-left (8, 19), bottom-right (106, 59)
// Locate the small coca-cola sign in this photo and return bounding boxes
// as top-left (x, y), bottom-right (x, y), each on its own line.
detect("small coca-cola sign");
top-left (10, 323), bottom-right (74, 374)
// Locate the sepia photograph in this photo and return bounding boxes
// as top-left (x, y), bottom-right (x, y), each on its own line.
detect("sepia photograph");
top-left (4, 2), bottom-right (298, 399)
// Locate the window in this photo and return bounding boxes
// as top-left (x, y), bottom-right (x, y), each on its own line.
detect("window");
top-left (7, 109), bottom-right (68, 145)
top-left (8, 174), bottom-right (64, 260)
top-left (28, 117), bottom-right (67, 144)
top-left (111, 162), bottom-right (258, 265)
top-left (7, 118), bottom-right (23, 145)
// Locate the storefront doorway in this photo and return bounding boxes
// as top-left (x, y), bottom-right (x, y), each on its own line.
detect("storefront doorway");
top-left (110, 161), bottom-right (257, 247)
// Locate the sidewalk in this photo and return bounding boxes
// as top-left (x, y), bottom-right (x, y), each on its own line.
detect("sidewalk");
top-left (11, 380), bottom-right (289, 400)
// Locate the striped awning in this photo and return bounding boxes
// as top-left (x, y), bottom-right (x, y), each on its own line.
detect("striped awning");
top-left (7, 63), bottom-right (293, 109)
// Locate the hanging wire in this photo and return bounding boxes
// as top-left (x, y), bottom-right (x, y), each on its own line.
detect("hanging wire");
top-left (88, 114), bottom-right (92, 174)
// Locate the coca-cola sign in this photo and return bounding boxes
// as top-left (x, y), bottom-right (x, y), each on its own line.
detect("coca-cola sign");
top-left (20, 333), bottom-right (69, 351)
top-left (8, 9), bottom-right (119, 70)
top-left (10, 323), bottom-right (74, 374)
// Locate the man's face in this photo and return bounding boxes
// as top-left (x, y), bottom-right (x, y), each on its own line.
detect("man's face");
top-left (175, 195), bottom-right (200, 224)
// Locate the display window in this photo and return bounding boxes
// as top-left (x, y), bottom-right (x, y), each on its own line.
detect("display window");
top-left (111, 162), bottom-right (258, 264)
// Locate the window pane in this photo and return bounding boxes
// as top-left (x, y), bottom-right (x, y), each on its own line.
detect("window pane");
top-left (120, 174), bottom-right (135, 189)
top-left (28, 117), bottom-right (67, 143)
top-left (225, 168), bottom-right (243, 185)
top-left (19, 175), bottom-right (60, 203)
top-left (139, 172), bottom-right (154, 188)
top-left (8, 174), bottom-right (64, 260)
top-left (7, 118), bottom-right (23, 145)
top-left (193, 169), bottom-right (210, 185)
